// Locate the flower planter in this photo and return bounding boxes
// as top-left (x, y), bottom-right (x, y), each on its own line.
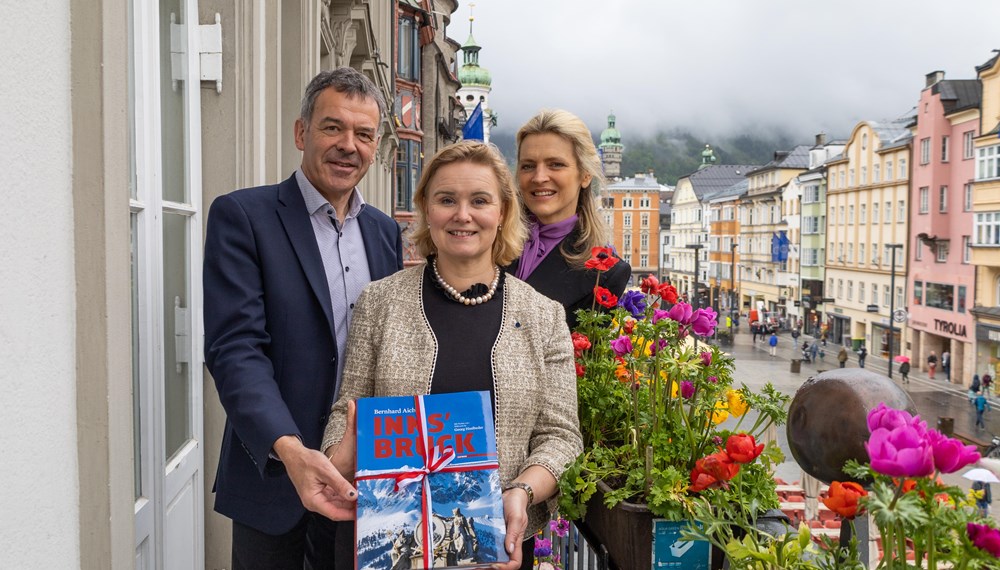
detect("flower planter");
top-left (577, 481), bottom-right (716, 570)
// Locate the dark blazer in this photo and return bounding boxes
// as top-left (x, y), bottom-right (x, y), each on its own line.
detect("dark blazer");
top-left (203, 173), bottom-right (403, 534)
top-left (508, 231), bottom-right (631, 330)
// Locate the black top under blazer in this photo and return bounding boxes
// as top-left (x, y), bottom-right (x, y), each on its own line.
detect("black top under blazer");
top-left (508, 230), bottom-right (632, 330)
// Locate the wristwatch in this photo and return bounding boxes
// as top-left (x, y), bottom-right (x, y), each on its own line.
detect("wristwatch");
top-left (503, 481), bottom-right (534, 506)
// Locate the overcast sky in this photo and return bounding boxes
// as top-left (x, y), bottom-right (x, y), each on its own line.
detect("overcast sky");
top-left (449, 0), bottom-right (1000, 141)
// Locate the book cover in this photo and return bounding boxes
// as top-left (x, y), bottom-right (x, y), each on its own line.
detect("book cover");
top-left (354, 391), bottom-right (509, 569)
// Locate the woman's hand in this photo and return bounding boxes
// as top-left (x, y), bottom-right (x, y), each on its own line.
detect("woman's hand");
top-left (491, 487), bottom-right (529, 570)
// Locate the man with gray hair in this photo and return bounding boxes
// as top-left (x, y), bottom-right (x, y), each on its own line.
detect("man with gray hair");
top-left (204, 67), bottom-right (403, 569)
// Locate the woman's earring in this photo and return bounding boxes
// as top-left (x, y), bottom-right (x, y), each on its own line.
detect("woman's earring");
top-left (498, 224), bottom-right (502, 232)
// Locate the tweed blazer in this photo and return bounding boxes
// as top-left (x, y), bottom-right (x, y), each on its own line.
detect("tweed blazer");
top-left (322, 264), bottom-right (583, 534)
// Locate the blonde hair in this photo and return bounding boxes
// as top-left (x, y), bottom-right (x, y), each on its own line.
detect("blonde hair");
top-left (516, 109), bottom-right (611, 268)
top-left (411, 141), bottom-right (527, 266)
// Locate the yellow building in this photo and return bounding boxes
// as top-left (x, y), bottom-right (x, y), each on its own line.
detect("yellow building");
top-left (971, 53), bottom-right (1000, 375)
top-left (739, 147), bottom-right (809, 323)
top-left (825, 120), bottom-right (911, 354)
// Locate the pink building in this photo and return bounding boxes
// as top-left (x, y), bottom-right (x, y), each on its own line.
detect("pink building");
top-left (907, 71), bottom-right (981, 386)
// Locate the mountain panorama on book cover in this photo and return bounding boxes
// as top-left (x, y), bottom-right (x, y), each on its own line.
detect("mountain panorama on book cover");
top-left (354, 391), bottom-right (509, 569)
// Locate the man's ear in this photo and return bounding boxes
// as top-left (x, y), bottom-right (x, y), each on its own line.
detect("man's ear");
top-left (294, 118), bottom-right (306, 152)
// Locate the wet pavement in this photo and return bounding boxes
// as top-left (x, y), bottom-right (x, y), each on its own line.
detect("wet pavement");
top-left (724, 326), bottom-right (1000, 520)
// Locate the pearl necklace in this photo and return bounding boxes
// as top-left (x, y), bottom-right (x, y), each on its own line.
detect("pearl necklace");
top-left (431, 258), bottom-right (501, 306)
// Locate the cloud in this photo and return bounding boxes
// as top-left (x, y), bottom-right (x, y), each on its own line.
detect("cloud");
top-left (452, 0), bottom-right (1000, 139)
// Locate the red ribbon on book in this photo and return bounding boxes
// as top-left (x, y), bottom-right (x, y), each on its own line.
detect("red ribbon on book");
top-left (393, 445), bottom-right (456, 492)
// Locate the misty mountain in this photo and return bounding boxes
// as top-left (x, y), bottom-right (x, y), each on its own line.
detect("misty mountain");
top-left (489, 128), bottom-right (803, 186)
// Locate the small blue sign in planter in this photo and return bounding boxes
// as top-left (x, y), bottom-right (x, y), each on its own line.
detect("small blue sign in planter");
top-left (652, 519), bottom-right (710, 569)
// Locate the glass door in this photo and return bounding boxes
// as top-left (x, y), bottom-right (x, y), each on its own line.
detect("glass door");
top-left (130, 0), bottom-right (205, 567)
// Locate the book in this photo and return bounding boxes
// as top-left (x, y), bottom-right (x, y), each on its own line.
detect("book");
top-left (354, 391), bottom-right (510, 569)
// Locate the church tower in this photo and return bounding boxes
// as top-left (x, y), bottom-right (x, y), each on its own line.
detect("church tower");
top-left (599, 112), bottom-right (623, 180)
top-left (698, 144), bottom-right (718, 169)
top-left (456, 11), bottom-right (495, 142)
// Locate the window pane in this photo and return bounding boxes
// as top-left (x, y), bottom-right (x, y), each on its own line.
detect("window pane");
top-left (131, 213), bottom-right (142, 499)
top-left (925, 282), bottom-right (954, 311)
top-left (163, 212), bottom-right (192, 459)
top-left (159, 0), bottom-right (187, 203)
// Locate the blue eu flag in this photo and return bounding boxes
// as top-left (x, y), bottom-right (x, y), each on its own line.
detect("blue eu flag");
top-left (462, 102), bottom-right (484, 141)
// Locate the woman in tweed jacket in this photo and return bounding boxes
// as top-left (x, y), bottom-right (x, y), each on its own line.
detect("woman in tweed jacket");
top-left (323, 141), bottom-right (582, 569)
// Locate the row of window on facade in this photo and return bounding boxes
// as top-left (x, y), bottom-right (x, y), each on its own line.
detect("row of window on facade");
top-left (609, 196), bottom-right (654, 209)
top-left (821, 200), bottom-right (908, 227)
top-left (830, 158), bottom-right (908, 190)
top-left (827, 279), bottom-right (907, 309)
top-left (917, 131), bottom-right (977, 166)
top-left (605, 212), bottom-right (651, 229)
top-left (739, 204), bottom-right (782, 225)
top-left (622, 253), bottom-right (650, 268)
top-left (622, 232), bottom-right (651, 250)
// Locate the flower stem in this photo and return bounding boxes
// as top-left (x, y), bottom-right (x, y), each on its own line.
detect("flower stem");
top-left (926, 523), bottom-right (935, 570)
top-left (590, 270), bottom-right (601, 312)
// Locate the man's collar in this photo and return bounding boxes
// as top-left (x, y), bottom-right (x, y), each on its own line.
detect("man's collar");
top-left (295, 168), bottom-right (367, 218)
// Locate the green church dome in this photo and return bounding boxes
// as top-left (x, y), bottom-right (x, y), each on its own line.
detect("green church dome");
top-left (458, 22), bottom-right (491, 87)
top-left (599, 113), bottom-right (621, 146)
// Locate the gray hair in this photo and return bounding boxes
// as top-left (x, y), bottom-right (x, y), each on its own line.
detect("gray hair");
top-left (300, 67), bottom-right (388, 126)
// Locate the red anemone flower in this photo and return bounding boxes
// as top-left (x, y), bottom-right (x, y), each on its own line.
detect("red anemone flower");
top-left (585, 247), bottom-right (619, 271)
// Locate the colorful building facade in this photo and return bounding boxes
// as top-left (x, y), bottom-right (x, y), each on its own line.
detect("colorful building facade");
top-left (970, 53), bottom-right (1000, 381)
top-left (708, 180), bottom-right (746, 317)
top-left (797, 136), bottom-right (845, 336)
top-left (908, 71), bottom-right (981, 385)
top-left (825, 120), bottom-right (912, 353)
top-left (739, 147), bottom-right (809, 323)
top-left (606, 172), bottom-right (663, 282)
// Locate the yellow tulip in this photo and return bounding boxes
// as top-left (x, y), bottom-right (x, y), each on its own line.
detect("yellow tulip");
top-left (726, 390), bottom-right (748, 417)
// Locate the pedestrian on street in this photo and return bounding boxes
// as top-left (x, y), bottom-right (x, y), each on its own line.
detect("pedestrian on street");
top-left (809, 340), bottom-right (819, 363)
top-left (975, 392), bottom-right (991, 430)
top-left (973, 481), bottom-right (993, 517)
top-left (942, 350), bottom-right (951, 381)
top-left (969, 385), bottom-right (980, 406)
top-left (751, 322), bottom-right (759, 343)
top-left (821, 330), bottom-right (828, 346)
top-left (899, 360), bottom-right (911, 383)
top-left (838, 346), bottom-right (849, 368)
top-left (973, 374), bottom-right (982, 394)
top-left (768, 332), bottom-right (778, 357)
top-left (203, 68), bottom-right (405, 568)
top-left (927, 351), bottom-right (938, 379)
top-left (857, 345), bottom-right (868, 369)
top-left (984, 373), bottom-right (993, 398)
top-left (801, 341), bottom-right (811, 363)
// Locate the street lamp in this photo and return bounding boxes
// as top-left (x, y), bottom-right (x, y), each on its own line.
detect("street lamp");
top-left (730, 240), bottom-right (738, 338)
top-left (686, 243), bottom-right (705, 349)
top-left (686, 243), bottom-right (705, 307)
top-left (886, 243), bottom-right (903, 380)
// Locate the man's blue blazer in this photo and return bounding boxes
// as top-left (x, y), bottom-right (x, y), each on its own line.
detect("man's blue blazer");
top-left (203, 174), bottom-right (403, 534)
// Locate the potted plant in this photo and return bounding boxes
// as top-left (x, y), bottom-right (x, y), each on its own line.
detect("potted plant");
top-left (560, 250), bottom-right (790, 569)
top-left (684, 402), bottom-right (1000, 569)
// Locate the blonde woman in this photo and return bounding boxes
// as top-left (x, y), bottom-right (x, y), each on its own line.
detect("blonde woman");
top-left (510, 109), bottom-right (631, 328)
top-left (322, 141), bottom-right (582, 570)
